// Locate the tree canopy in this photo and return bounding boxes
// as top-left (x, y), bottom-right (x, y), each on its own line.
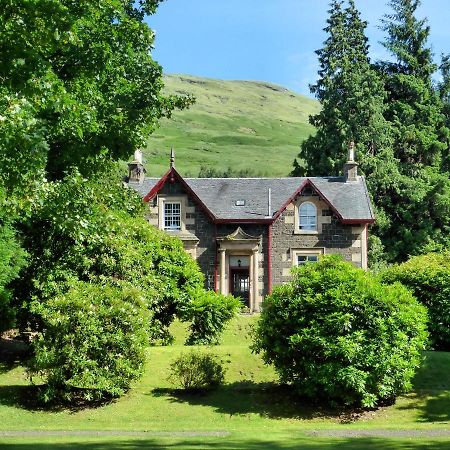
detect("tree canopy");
top-left (293, 0), bottom-right (450, 263)
top-left (0, 0), bottom-right (192, 191)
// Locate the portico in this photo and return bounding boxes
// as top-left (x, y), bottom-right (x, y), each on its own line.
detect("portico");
top-left (216, 227), bottom-right (261, 312)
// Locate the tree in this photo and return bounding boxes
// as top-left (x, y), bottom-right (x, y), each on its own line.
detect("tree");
top-left (293, 0), bottom-right (450, 262)
top-left (438, 54), bottom-right (450, 171)
top-left (292, 0), bottom-right (392, 178)
top-left (379, 0), bottom-right (447, 171)
top-left (0, 0), bottom-right (192, 190)
top-left (373, 0), bottom-right (450, 260)
top-left (253, 256), bottom-right (428, 408)
top-left (0, 188), bottom-right (27, 331)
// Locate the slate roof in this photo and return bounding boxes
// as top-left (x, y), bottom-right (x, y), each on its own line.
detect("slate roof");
top-left (127, 173), bottom-right (374, 223)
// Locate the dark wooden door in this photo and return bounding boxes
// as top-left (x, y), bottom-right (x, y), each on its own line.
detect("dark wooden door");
top-left (230, 268), bottom-right (250, 307)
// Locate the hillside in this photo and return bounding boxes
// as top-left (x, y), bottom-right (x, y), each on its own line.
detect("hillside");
top-left (143, 74), bottom-right (319, 177)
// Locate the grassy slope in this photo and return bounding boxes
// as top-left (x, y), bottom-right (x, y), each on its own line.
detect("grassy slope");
top-left (143, 74), bottom-right (320, 177)
top-left (0, 316), bottom-right (449, 449)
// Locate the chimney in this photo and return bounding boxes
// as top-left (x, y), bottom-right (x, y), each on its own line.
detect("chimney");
top-left (344, 141), bottom-right (358, 182)
top-left (128, 149), bottom-right (146, 183)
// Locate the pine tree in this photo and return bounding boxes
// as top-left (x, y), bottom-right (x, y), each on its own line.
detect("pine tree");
top-left (379, 0), bottom-right (446, 170)
top-left (438, 54), bottom-right (450, 170)
top-left (292, 0), bottom-right (392, 178)
top-left (374, 0), bottom-right (450, 260)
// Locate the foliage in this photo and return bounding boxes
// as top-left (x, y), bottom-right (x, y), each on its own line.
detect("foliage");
top-left (0, 0), bottom-right (192, 189)
top-left (14, 169), bottom-right (205, 342)
top-left (182, 289), bottom-right (241, 345)
top-left (253, 255), bottom-right (428, 408)
top-left (168, 349), bottom-right (226, 391)
top-left (0, 188), bottom-right (27, 331)
top-left (373, 0), bottom-right (450, 261)
top-left (292, 0), bottom-right (393, 178)
top-left (292, 0), bottom-right (450, 264)
top-left (380, 252), bottom-right (450, 351)
top-left (27, 281), bottom-right (150, 403)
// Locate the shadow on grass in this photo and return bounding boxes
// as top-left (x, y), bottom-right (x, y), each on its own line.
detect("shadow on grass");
top-left (397, 351), bottom-right (450, 423)
top-left (0, 336), bottom-right (30, 374)
top-left (0, 384), bottom-right (115, 413)
top-left (0, 437), bottom-right (449, 450)
top-left (151, 381), bottom-right (371, 423)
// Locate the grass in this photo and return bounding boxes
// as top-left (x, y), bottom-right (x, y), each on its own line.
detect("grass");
top-left (142, 74), bottom-right (320, 177)
top-left (0, 316), bottom-right (449, 449)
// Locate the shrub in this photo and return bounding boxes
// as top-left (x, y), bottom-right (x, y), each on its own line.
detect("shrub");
top-left (380, 252), bottom-right (450, 351)
top-left (27, 281), bottom-right (150, 403)
top-left (182, 289), bottom-right (241, 345)
top-left (168, 350), bottom-right (226, 391)
top-left (252, 255), bottom-right (428, 408)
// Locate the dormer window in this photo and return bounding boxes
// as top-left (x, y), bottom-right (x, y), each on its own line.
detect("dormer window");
top-left (299, 202), bottom-right (317, 231)
top-left (164, 202), bottom-right (181, 230)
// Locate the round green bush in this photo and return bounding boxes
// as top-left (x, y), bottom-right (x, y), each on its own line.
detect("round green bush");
top-left (182, 289), bottom-right (241, 345)
top-left (28, 281), bottom-right (150, 403)
top-left (168, 350), bottom-right (226, 391)
top-left (380, 252), bottom-right (450, 351)
top-left (253, 255), bottom-right (428, 408)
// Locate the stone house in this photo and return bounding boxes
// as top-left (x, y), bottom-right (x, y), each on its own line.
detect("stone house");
top-left (127, 147), bottom-right (374, 312)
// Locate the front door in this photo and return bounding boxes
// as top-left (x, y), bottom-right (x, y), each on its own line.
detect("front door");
top-left (230, 268), bottom-right (250, 307)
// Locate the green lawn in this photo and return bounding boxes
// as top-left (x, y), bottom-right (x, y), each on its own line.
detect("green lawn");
top-left (0, 316), bottom-right (449, 449)
top-left (141, 74), bottom-right (320, 178)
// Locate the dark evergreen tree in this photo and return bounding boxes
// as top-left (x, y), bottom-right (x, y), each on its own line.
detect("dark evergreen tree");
top-left (294, 0), bottom-right (450, 263)
top-left (375, 0), bottom-right (450, 260)
top-left (292, 0), bottom-right (392, 179)
top-left (438, 54), bottom-right (450, 170)
top-left (379, 0), bottom-right (447, 171)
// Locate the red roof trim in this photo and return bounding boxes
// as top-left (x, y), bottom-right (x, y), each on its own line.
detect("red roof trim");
top-left (142, 167), bottom-right (217, 222)
top-left (271, 179), bottom-right (310, 221)
top-left (143, 169), bottom-right (171, 202)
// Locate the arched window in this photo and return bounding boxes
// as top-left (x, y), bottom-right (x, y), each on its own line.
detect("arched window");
top-left (299, 202), bottom-right (317, 231)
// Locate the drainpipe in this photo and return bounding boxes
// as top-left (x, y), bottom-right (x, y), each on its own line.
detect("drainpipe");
top-left (267, 223), bottom-right (272, 294)
top-left (214, 224), bottom-right (218, 292)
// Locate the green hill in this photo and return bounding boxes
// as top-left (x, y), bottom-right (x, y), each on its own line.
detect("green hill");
top-left (143, 74), bottom-right (319, 177)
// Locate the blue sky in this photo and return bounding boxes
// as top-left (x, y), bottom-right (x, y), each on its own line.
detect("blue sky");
top-left (147, 0), bottom-right (450, 96)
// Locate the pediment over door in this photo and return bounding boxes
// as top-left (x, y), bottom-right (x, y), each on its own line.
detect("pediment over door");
top-left (217, 227), bottom-right (261, 251)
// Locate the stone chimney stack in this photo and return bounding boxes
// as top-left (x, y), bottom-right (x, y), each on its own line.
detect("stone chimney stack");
top-left (344, 141), bottom-right (358, 182)
top-left (128, 149), bottom-right (146, 183)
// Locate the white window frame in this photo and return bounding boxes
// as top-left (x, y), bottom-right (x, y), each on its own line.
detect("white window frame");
top-left (298, 201), bottom-right (317, 232)
top-left (292, 248), bottom-right (324, 267)
top-left (163, 201), bottom-right (181, 231)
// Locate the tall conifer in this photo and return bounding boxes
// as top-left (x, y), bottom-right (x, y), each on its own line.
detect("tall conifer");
top-left (375, 0), bottom-right (450, 260)
top-left (379, 0), bottom-right (447, 170)
top-left (292, 0), bottom-right (391, 178)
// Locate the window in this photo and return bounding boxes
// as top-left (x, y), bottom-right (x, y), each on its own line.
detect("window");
top-left (299, 202), bottom-right (317, 231)
top-left (164, 202), bottom-right (181, 230)
top-left (292, 249), bottom-right (324, 267)
top-left (296, 254), bottom-right (319, 265)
